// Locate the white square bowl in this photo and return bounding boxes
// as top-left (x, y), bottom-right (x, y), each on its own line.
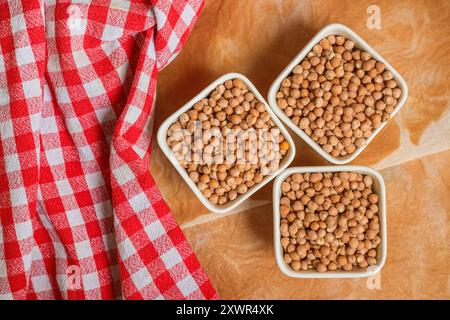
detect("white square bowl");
top-left (157, 72), bottom-right (296, 214)
top-left (272, 165), bottom-right (387, 278)
top-left (268, 23), bottom-right (408, 164)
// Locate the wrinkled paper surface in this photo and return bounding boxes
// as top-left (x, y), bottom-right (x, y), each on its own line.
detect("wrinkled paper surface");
top-left (151, 0), bottom-right (450, 299)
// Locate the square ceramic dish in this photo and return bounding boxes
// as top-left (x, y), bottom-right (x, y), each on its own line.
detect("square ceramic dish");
top-left (157, 73), bottom-right (296, 214)
top-left (268, 23), bottom-right (408, 164)
top-left (272, 166), bottom-right (387, 278)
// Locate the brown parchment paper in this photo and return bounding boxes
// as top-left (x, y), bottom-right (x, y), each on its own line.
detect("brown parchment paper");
top-left (151, 0), bottom-right (450, 299)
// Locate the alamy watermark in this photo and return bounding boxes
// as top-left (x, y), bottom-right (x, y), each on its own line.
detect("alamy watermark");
top-left (367, 5), bottom-right (381, 30)
top-left (366, 266), bottom-right (381, 289)
top-left (66, 265), bottom-right (82, 290)
top-left (167, 121), bottom-right (286, 175)
top-left (67, 4), bottom-right (84, 33)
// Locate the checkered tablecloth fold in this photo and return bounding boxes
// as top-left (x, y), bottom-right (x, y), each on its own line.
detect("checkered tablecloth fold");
top-left (0, 0), bottom-right (217, 300)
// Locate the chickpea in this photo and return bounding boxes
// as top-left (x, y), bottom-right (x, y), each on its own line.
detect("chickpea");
top-left (316, 263), bottom-right (327, 272)
top-left (291, 261), bottom-right (301, 271)
top-left (310, 221), bottom-right (320, 231)
top-left (189, 170), bottom-right (200, 182)
top-left (237, 184), bottom-right (248, 194)
top-left (299, 117), bottom-right (310, 129)
top-left (228, 190), bottom-right (238, 201)
top-left (327, 261), bottom-right (338, 271)
top-left (368, 193), bottom-right (379, 204)
top-left (349, 237), bottom-right (359, 249)
top-left (288, 224), bottom-right (299, 237)
top-left (337, 255), bottom-right (347, 266)
top-left (280, 205), bottom-right (290, 218)
top-left (320, 246), bottom-right (331, 256)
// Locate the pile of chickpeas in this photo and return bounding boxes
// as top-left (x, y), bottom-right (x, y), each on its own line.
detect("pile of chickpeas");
top-left (276, 35), bottom-right (402, 157)
top-left (166, 78), bottom-right (290, 206)
top-left (279, 171), bottom-right (381, 272)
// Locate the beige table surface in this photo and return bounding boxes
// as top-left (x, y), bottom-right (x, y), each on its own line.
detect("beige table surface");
top-left (151, 0), bottom-right (450, 299)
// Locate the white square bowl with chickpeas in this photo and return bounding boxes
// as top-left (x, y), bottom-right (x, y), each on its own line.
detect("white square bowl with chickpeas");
top-left (273, 166), bottom-right (387, 278)
top-left (268, 23), bottom-right (408, 164)
top-left (157, 73), bottom-right (296, 214)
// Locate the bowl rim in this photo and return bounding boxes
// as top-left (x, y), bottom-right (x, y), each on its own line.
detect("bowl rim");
top-left (272, 165), bottom-right (387, 278)
top-left (157, 72), bottom-right (296, 214)
top-left (267, 23), bottom-right (409, 165)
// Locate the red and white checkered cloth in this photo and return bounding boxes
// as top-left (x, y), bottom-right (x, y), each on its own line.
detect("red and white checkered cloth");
top-left (0, 0), bottom-right (217, 299)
